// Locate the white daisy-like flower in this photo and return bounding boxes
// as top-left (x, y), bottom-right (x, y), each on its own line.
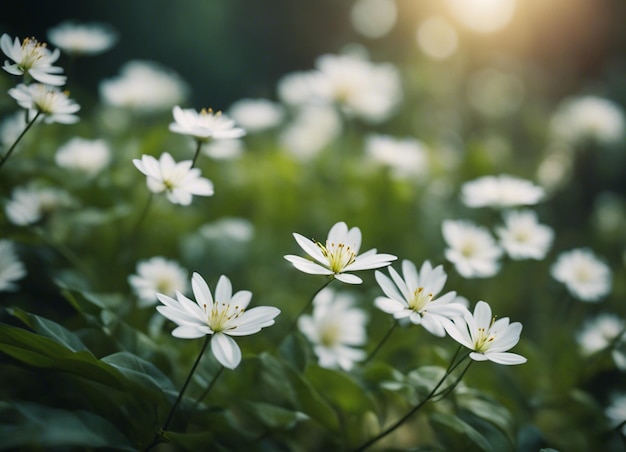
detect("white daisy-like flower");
top-left (47, 21), bottom-right (117, 56)
top-left (5, 185), bottom-right (73, 226)
top-left (551, 248), bottom-right (612, 302)
top-left (443, 301), bottom-right (527, 365)
top-left (169, 106), bottom-right (246, 142)
top-left (280, 104), bottom-right (342, 160)
top-left (133, 152), bottom-right (214, 206)
top-left (496, 210), bottom-right (554, 260)
top-left (577, 313), bottom-right (625, 358)
top-left (129, 257), bottom-right (189, 308)
top-left (550, 95), bottom-right (625, 146)
top-left (0, 240), bottom-right (27, 292)
top-left (55, 137), bottom-right (111, 176)
top-left (284, 221), bottom-right (397, 284)
top-left (461, 175), bottom-right (545, 209)
top-left (374, 260), bottom-right (468, 337)
top-left (605, 394), bottom-right (626, 435)
top-left (1, 33), bottom-right (66, 86)
top-left (156, 273), bottom-right (281, 369)
top-left (442, 220), bottom-right (502, 278)
top-left (99, 60), bottom-right (189, 114)
top-left (364, 134), bottom-right (429, 180)
top-left (8, 83), bottom-right (80, 124)
top-left (228, 98), bottom-right (284, 133)
top-left (298, 288), bottom-right (367, 371)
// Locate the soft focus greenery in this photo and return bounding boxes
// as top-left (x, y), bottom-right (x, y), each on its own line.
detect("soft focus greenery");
top-left (1, 1), bottom-right (626, 451)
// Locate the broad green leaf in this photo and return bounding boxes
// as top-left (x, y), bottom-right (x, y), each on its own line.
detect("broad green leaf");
top-left (0, 402), bottom-right (135, 450)
top-left (457, 392), bottom-right (515, 442)
top-left (102, 351), bottom-right (175, 393)
top-left (240, 401), bottom-right (309, 429)
top-left (429, 411), bottom-right (493, 452)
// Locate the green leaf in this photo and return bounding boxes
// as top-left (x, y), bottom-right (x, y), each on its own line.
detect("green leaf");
top-left (240, 401), bottom-right (309, 429)
top-left (0, 402), bottom-right (135, 450)
top-left (429, 411), bottom-right (493, 452)
top-left (457, 392), bottom-right (515, 441)
top-left (102, 351), bottom-right (175, 393)
top-left (0, 324), bottom-right (125, 389)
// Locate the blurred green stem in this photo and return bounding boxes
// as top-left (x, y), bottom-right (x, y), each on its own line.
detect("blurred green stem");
top-left (194, 365), bottom-right (224, 409)
top-left (354, 349), bottom-right (470, 451)
top-left (128, 192), bottom-right (153, 242)
top-left (191, 139), bottom-right (204, 168)
top-left (363, 321), bottom-right (397, 364)
top-left (0, 110), bottom-right (41, 172)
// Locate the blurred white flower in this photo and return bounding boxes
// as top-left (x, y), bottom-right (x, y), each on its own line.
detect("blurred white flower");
top-left (203, 138), bottom-right (244, 160)
top-left (496, 209), bottom-right (554, 260)
top-left (5, 185), bottom-right (73, 226)
top-left (228, 98), bottom-right (284, 133)
top-left (374, 260), bottom-right (467, 337)
top-left (551, 248), bottom-right (612, 302)
top-left (129, 257), bottom-right (189, 308)
top-left (55, 137), bottom-right (111, 176)
top-left (461, 174), bottom-right (544, 208)
top-left (0, 111), bottom-right (28, 150)
top-left (442, 220), bottom-right (502, 278)
top-left (133, 152), bottom-right (214, 206)
top-left (280, 104), bottom-right (342, 159)
top-left (277, 71), bottom-right (324, 107)
top-left (577, 313), bottom-right (625, 360)
top-left (416, 16), bottom-right (458, 60)
top-left (365, 134), bottom-right (429, 180)
top-left (605, 394), bottom-right (626, 435)
top-left (47, 21), bottom-right (117, 56)
top-left (350, 0), bottom-right (397, 39)
top-left (156, 273), bottom-right (280, 369)
top-left (1, 33), bottom-right (66, 86)
top-left (9, 83), bottom-right (80, 124)
top-left (169, 106), bottom-right (245, 142)
top-left (443, 301), bottom-right (527, 365)
top-left (99, 61), bottom-right (189, 113)
top-left (0, 240), bottom-right (26, 292)
top-left (200, 217), bottom-right (254, 243)
top-left (285, 221), bottom-right (397, 284)
top-left (298, 288), bottom-right (367, 370)
top-left (550, 95), bottom-right (625, 146)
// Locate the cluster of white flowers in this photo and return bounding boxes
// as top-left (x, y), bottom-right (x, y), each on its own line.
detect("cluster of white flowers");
top-left (55, 137), bottom-right (111, 177)
top-left (364, 134), bottom-right (429, 180)
top-left (5, 185), bottom-right (73, 226)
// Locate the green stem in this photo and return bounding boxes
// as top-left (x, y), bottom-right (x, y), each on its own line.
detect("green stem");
top-left (0, 110), bottom-right (41, 171)
top-left (128, 192), bottom-right (153, 242)
top-left (431, 360), bottom-right (473, 401)
top-left (191, 139), bottom-right (204, 168)
top-left (354, 351), bottom-right (470, 451)
top-left (193, 365), bottom-right (224, 409)
top-left (363, 321), bottom-right (397, 365)
top-left (280, 277), bottom-right (334, 344)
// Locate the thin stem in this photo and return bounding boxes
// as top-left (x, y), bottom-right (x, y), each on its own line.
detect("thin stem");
top-left (431, 360), bottom-right (473, 401)
top-left (363, 321), bottom-right (397, 365)
top-left (191, 139), bottom-right (203, 168)
top-left (128, 192), bottom-right (153, 242)
top-left (0, 110), bottom-right (41, 171)
top-left (279, 277), bottom-right (334, 344)
top-left (354, 351), bottom-right (470, 452)
top-left (193, 365), bottom-right (225, 409)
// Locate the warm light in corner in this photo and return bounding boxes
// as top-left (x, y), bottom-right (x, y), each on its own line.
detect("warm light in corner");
top-left (446, 0), bottom-right (516, 33)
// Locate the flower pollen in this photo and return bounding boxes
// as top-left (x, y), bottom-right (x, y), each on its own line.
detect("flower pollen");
top-left (317, 240), bottom-right (356, 273)
top-left (205, 301), bottom-right (244, 333)
top-left (408, 287), bottom-right (433, 313)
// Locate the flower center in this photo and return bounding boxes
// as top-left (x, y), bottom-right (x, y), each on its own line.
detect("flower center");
top-left (319, 322), bottom-right (341, 347)
top-left (408, 287), bottom-right (433, 313)
top-left (20, 38), bottom-right (47, 70)
top-left (317, 241), bottom-right (356, 273)
top-left (204, 301), bottom-right (244, 333)
top-left (574, 265), bottom-right (592, 283)
top-left (474, 318), bottom-right (497, 352)
top-left (512, 228), bottom-right (530, 243)
top-left (460, 240), bottom-right (476, 258)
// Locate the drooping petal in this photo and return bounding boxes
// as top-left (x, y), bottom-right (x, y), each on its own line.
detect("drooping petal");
top-left (469, 352), bottom-right (490, 361)
top-left (374, 296), bottom-right (406, 314)
top-left (284, 255), bottom-right (333, 275)
top-left (334, 273), bottom-right (362, 284)
top-left (485, 352), bottom-right (527, 365)
top-left (172, 325), bottom-right (210, 339)
top-left (211, 333), bottom-right (242, 369)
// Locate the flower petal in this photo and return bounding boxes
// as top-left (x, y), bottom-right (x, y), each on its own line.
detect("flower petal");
top-left (211, 333), bottom-right (242, 369)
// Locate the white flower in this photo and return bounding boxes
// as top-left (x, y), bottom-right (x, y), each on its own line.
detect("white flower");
top-left (1, 34), bottom-right (66, 86)
top-left (550, 95), bottom-right (625, 146)
top-left (496, 210), bottom-right (554, 260)
top-left (0, 111), bottom-right (29, 150)
top-left (200, 217), bottom-right (254, 244)
top-left (228, 98), bottom-right (284, 133)
top-left (99, 61), bottom-right (189, 113)
top-left (169, 106), bottom-right (245, 142)
top-left (298, 288), bottom-right (367, 370)
top-left (5, 185), bottom-right (73, 226)
top-left (551, 248), bottom-right (612, 302)
top-left (156, 273), bottom-right (280, 369)
top-left (279, 104), bottom-right (342, 160)
top-left (442, 220), bottom-right (502, 278)
top-left (443, 301), bottom-right (527, 365)
top-left (47, 21), bottom-right (117, 56)
top-left (133, 152), bottom-right (214, 206)
top-left (55, 137), bottom-right (111, 176)
top-left (461, 175), bottom-right (545, 208)
top-left (129, 257), bottom-right (189, 308)
top-left (284, 221), bottom-right (397, 284)
top-left (0, 240), bottom-right (26, 292)
top-left (605, 394), bottom-right (626, 435)
top-left (9, 83), bottom-right (80, 124)
top-left (365, 134), bottom-right (429, 180)
top-left (374, 260), bottom-right (468, 337)
top-left (203, 139), bottom-right (244, 160)
top-left (577, 313), bottom-right (625, 358)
